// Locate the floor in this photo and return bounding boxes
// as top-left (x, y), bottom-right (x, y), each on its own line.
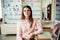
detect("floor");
top-left (0, 34), bottom-right (37, 40)
top-left (0, 34), bottom-right (16, 40)
top-left (0, 32), bottom-right (53, 40)
top-left (0, 34), bottom-right (53, 40)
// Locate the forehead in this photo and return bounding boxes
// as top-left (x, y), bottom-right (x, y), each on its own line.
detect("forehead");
top-left (23, 7), bottom-right (30, 10)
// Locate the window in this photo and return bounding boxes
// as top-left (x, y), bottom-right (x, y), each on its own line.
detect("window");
top-left (55, 0), bottom-right (60, 21)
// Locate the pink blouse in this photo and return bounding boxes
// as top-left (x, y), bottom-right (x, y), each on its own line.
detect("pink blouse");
top-left (17, 19), bottom-right (43, 40)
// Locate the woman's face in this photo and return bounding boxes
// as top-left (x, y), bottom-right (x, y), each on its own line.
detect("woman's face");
top-left (23, 7), bottom-right (31, 18)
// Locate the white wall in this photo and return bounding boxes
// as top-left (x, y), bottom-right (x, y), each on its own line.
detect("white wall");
top-left (0, 0), bottom-right (2, 18)
top-left (42, 0), bottom-right (52, 8)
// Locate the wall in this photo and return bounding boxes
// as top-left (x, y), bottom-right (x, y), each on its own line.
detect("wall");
top-left (0, 0), bottom-right (2, 19)
top-left (2, 0), bottom-right (42, 24)
top-left (3, 0), bottom-right (22, 24)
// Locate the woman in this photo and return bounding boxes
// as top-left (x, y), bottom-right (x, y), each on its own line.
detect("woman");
top-left (17, 5), bottom-right (43, 40)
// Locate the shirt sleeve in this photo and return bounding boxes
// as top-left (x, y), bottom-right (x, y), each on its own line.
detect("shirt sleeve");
top-left (16, 21), bottom-right (22, 40)
top-left (34, 19), bottom-right (43, 35)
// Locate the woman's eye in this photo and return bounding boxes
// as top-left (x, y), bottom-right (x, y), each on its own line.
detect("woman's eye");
top-left (28, 10), bottom-right (30, 11)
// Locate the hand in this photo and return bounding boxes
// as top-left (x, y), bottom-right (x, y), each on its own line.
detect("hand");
top-left (29, 33), bottom-right (35, 38)
top-left (22, 35), bottom-right (30, 40)
top-left (26, 33), bottom-right (35, 40)
top-left (22, 33), bottom-right (35, 40)
top-left (22, 34), bottom-right (31, 40)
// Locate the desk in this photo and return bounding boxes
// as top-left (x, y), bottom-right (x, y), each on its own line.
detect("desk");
top-left (37, 32), bottom-right (52, 40)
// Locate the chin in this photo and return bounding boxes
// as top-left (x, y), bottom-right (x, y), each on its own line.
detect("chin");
top-left (25, 16), bottom-right (29, 17)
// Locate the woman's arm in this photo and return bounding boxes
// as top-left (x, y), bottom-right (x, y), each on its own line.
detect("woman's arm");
top-left (25, 19), bottom-right (43, 40)
top-left (16, 22), bottom-right (22, 40)
top-left (33, 19), bottom-right (43, 35)
top-left (26, 19), bottom-right (43, 39)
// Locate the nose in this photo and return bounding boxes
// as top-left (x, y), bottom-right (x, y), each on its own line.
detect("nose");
top-left (26, 10), bottom-right (29, 13)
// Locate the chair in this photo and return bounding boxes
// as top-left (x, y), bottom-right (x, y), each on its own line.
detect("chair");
top-left (57, 29), bottom-right (60, 40)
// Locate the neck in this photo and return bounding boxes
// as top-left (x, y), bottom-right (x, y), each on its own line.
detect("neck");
top-left (25, 17), bottom-right (29, 21)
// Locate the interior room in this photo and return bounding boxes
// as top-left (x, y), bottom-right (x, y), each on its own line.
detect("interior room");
top-left (0, 0), bottom-right (60, 40)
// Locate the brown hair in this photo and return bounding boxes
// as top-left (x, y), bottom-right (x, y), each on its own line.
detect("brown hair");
top-left (21, 5), bottom-right (33, 28)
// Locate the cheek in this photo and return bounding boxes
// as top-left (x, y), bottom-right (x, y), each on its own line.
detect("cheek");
top-left (28, 12), bottom-right (31, 16)
top-left (23, 13), bottom-right (26, 16)
top-left (28, 11), bottom-right (31, 15)
top-left (23, 11), bottom-right (27, 15)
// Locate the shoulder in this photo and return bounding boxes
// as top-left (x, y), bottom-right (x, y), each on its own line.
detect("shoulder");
top-left (33, 18), bottom-right (37, 22)
top-left (33, 18), bottom-right (41, 24)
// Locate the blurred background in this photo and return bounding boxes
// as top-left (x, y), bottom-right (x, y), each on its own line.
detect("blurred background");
top-left (0, 0), bottom-right (60, 40)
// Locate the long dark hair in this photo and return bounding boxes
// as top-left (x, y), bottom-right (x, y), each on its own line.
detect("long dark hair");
top-left (21, 5), bottom-right (33, 28)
